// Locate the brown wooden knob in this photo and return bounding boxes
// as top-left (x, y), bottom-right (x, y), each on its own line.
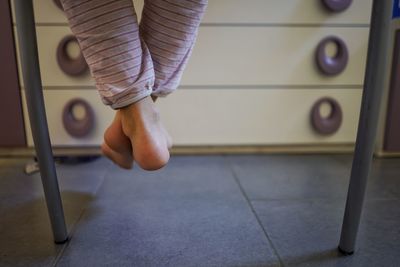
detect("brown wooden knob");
top-left (311, 97), bottom-right (343, 135)
top-left (62, 98), bottom-right (95, 138)
top-left (316, 36), bottom-right (349, 76)
top-left (56, 35), bottom-right (88, 77)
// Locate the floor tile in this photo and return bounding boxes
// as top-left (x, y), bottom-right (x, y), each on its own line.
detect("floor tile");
top-left (2, 154), bottom-right (398, 267)
top-left (369, 157), bottom-right (400, 198)
top-left (252, 199), bottom-right (400, 267)
top-left (0, 157), bottom-right (107, 267)
top-left (227, 155), bottom-right (400, 200)
top-left (56, 156), bottom-right (280, 267)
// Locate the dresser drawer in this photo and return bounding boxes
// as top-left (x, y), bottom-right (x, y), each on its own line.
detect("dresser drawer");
top-left (203, 0), bottom-right (372, 24)
top-left (21, 88), bottom-right (361, 147)
top-left (184, 27), bottom-right (368, 86)
top-left (158, 89), bottom-right (362, 145)
top-left (21, 90), bottom-right (113, 147)
top-left (15, 26), bottom-right (369, 88)
top-left (12, 0), bottom-right (372, 25)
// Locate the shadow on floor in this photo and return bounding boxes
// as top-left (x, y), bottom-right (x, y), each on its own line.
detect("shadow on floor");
top-left (0, 191), bottom-right (97, 267)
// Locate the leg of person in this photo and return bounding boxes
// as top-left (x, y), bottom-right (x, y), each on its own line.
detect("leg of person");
top-left (140, 0), bottom-right (208, 97)
top-left (60, 0), bottom-right (170, 170)
top-left (136, 0), bottom-right (207, 150)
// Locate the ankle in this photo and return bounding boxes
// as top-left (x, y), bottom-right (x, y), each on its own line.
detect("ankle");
top-left (119, 96), bottom-right (161, 135)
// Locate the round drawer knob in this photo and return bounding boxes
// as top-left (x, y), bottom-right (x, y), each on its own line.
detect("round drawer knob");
top-left (316, 36), bottom-right (349, 76)
top-left (310, 97), bottom-right (343, 135)
top-left (322, 0), bottom-right (353, 12)
top-left (62, 98), bottom-right (95, 138)
top-left (56, 35), bottom-right (88, 77)
top-left (53, 0), bottom-right (63, 10)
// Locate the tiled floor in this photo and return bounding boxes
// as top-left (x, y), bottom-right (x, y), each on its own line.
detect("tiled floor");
top-left (0, 155), bottom-right (399, 267)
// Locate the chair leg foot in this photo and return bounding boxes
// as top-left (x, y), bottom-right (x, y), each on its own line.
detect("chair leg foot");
top-left (338, 246), bottom-right (354, 256)
top-left (55, 237), bottom-right (69, 245)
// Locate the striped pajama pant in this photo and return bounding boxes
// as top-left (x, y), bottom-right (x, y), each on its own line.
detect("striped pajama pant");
top-left (60, 0), bottom-right (207, 109)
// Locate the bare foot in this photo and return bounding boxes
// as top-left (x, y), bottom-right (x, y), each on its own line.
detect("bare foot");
top-left (102, 112), bottom-right (133, 169)
top-left (120, 96), bottom-right (170, 170)
top-left (101, 142), bottom-right (132, 169)
top-left (151, 96), bottom-right (172, 149)
top-left (102, 96), bottom-right (171, 170)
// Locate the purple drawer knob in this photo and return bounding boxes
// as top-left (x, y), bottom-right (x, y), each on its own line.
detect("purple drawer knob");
top-left (56, 35), bottom-right (88, 76)
top-left (62, 98), bottom-right (95, 138)
top-left (316, 36), bottom-right (348, 76)
top-left (53, 0), bottom-right (63, 10)
top-left (322, 0), bottom-right (353, 12)
top-left (310, 97), bottom-right (343, 135)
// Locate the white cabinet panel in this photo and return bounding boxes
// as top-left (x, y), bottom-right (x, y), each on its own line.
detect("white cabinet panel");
top-left (15, 26), bottom-right (369, 87)
top-left (22, 89), bottom-right (361, 146)
top-left (13, 0), bottom-right (371, 25)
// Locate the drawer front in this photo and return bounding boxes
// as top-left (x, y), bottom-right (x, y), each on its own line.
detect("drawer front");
top-left (203, 0), bottom-right (372, 24)
top-left (21, 90), bottom-right (113, 147)
top-left (22, 89), bottom-right (361, 146)
top-left (13, 0), bottom-right (372, 25)
top-left (184, 27), bottom-right (368, 86)
top-left (159, 89), bottom-right (362, 145)
top-left (15, 26), bottom-right (369, 87)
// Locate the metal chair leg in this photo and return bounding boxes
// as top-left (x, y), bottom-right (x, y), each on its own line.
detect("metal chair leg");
top-left (14, 0), bottom-right (68, 244)
top-left (338, 0), bottom-right (392, 255)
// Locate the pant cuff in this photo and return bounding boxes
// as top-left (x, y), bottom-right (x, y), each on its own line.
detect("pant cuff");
top-left (109, 90), bottom-right (152, 110)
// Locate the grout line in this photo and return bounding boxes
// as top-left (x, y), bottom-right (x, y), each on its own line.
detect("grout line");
top-left (50, 206), bottom-right (85, 267)
top-left (251, 197), bottom-right (345, 202)
top-left (223, 155), bottom-right (285, 267)
top-left (250, 196), bottom-right (400, 202)
top-left (51, 161), bottom-right (111, 267)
